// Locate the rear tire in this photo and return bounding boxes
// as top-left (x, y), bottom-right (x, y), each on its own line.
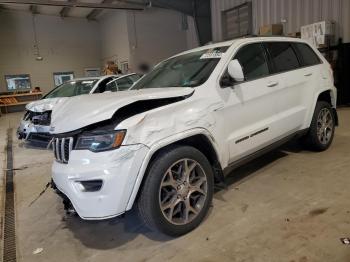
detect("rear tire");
top-left (304, 101), bottom-right (335, 151)
top-left (137, 145), bottom-right (214, 236)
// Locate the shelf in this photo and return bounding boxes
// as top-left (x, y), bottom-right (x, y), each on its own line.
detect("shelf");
top-left (0, 102), bottom-right (29, 107)
top-left (0, 92), bottom-right (43, 98)
top-left (0, 92), bottom-right (43, 114)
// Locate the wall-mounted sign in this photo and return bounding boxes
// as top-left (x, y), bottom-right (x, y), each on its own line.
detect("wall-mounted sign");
top-left (53, 72), bottom-right (74, 87)
top-left (5, 74), bottom-right (31, 91)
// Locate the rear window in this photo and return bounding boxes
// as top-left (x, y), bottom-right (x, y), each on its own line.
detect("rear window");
top-left (264, 42), bottom-right (300, 73)
top-left (293, 43), bottom-right (321, 67)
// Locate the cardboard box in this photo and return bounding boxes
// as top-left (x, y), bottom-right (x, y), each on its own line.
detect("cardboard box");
top-left (313, 21), bottom-right (334, 36)
top-left (287, 32), bottom-right (301, 38)
top-left (301, 21), bottom-right (335, 48)
top-left (259, 24), bottom-right (283, 36)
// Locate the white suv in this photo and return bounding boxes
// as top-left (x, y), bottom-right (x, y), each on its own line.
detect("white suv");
top-left (50, 37), bottom-right (337, 236)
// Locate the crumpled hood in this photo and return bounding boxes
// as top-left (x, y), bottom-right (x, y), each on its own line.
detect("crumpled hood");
top-left (26, 97), bottom-right (68, 112)
top-left (50, 87), bottom-right (194, 134)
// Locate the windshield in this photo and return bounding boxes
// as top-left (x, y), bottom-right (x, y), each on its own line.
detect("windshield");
top-left (132, 46), bottom-right (229, 90)
top-left (45, 79), bottom-right (98, 98)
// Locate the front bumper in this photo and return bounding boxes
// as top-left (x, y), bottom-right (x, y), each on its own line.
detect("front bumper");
top-left (17, 120), bottom-right (52, 143)
top-left (52, 144), bottom-right (149, 220)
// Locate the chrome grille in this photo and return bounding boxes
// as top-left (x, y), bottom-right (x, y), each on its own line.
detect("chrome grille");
top-left (52, 137), bottom-right (73, 164)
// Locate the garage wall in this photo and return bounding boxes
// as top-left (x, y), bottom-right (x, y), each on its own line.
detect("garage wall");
top-left (99, 10), bottom-right (130, 69)
top-left (211, 0), bottom-right (350, 43)
top-left (126, 8), bottom-right (188, 71)
top-left (0, 11), bottom-right (101, 94)
top-left (186, 15), bottom-right (200, 49)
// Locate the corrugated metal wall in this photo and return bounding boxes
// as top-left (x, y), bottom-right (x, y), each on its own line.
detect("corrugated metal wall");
top-left (211, 0), bottom-right (350, 43)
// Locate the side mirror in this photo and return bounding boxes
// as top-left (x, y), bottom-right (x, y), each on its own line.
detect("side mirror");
top-left (228, 59), bottom-right (244, 82)
top-left (220, 74), bottom-right (234, 88)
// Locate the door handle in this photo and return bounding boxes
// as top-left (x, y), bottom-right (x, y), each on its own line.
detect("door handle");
top-left (304, 73), bottom-right (313, 77)
top-left (267, 81), bottom-right (278, 87)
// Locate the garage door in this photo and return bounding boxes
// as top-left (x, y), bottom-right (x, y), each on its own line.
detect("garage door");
top-left (222, 2), bottom-right (253, 40)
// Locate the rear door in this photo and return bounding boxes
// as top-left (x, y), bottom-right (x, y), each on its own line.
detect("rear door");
top-left (292, 42), bottom-right (324, 128)
top-left (263, 41), bottom-right (310, 136)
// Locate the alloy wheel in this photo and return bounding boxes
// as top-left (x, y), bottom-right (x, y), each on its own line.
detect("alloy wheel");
top-left (316, 108), bottom-right (334, 145)
top-left (159, 158), bottom-right (208, 225)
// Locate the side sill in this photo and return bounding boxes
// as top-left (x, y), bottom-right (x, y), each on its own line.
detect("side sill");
top-left (223, 129), bottom-right (308, 176)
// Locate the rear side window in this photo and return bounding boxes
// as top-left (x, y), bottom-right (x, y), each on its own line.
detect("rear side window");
top-left (234, 43), bottom-right (269, 81)
top-left (265, 42), bottom-right (300, 73)
top-left (293, 43), bottom-right (321, 66)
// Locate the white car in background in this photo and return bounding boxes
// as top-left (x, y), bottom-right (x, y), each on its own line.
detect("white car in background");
top-left (17, 73), bottom-right (140, 143)
top-left (50, 37), bottom-right (337, 236)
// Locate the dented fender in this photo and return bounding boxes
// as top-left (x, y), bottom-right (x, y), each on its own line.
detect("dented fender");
top-left (117, 96), bottom-right (224, 147)
top-left (125, 127), bottom-right (220, 211)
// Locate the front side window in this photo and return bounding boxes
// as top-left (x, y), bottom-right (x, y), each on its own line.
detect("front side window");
top-left (106, 74), bottom-right (141, 92)
top-left (93, 77), bottom-right (113, 93)
top-left (45, 79), bottom-right (98, 98)
top-left (115, 77), bottom-right (134, 91)
top-left (132, 46), bottom-right (229, 90)
top-left (233, 43), bottom-right (269, 81)
top-left (129, 74), bottom-right (141, 83)
top-left (293, 43), bottom-right (321, 67)
top-left (265, 42), bottom-right (300, 73)
top-left (106, 77), bottom-right (133, 92)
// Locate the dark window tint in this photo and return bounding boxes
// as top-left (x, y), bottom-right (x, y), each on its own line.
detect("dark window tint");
top-left (93, 77), bottom-right (113, 93)
top-left (106, 76), bottom-right (135, 92)
top-left (234, 43), bottom-right (269, 81)
top-left (115, 77), bottom-right (134, 91)
top-left (293, 43), bottom-right (321, 66)
top-left (105, 81), bottom-right (118, 92)
top-left (129, 74), bottom-right (141, 82)
top-left (265, 42), bottom-right (300, 73)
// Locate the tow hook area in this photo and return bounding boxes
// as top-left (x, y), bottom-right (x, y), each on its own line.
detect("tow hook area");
top-left (17, 129), bottom-right (26, 140)
top-left (63, 199), bottom-right (76, 215)
top-left (51, 180), bottom-right (77, 215)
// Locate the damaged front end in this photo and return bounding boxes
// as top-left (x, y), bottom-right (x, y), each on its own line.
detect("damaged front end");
top-left (50, 94), bottom-right (191, 163)
top-left (50, 89), bottom-right (196, 220)
top-left (51, 180), bottom-right (77, 215)
top-left (17, 110), bottom-right (52, 143)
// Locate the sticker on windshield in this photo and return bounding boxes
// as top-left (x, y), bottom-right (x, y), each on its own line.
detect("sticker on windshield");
top-left (81, 81), bottom-right (94, 84)
top-left (200, 50), bottom-right (224, 59)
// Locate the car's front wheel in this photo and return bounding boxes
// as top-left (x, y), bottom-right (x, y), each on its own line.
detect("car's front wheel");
top-left (137, 145), bottom-right (214, 236)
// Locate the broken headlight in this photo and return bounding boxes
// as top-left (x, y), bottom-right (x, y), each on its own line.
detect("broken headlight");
top-left (75, 130), bottom-right (126, 152)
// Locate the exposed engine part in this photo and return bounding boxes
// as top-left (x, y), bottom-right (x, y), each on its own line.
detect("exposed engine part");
top-left (24, 110), bottom-right (52, 126)
top-left (52, 93), bottom-right (193, 138)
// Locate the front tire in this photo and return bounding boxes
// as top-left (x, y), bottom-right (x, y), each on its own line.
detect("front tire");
top-left (137, 145), bottom-right (214, 236)
top-left (305, 101), bottom-right (335, 151)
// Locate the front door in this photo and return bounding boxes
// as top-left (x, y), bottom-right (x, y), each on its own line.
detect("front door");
top-left (218, 42), bottom-right (282, 163)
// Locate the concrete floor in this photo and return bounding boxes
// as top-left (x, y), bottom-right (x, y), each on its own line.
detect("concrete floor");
top-left (1, 109), bottom-right (350, 262)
